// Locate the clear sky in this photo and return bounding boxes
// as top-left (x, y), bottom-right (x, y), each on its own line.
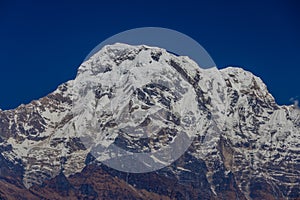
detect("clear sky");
top-left (0, 0), bottom-right (299, 110)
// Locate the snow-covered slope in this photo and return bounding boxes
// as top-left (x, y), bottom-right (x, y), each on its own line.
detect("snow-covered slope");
top-left (0, 43), bottom-right (299, 199)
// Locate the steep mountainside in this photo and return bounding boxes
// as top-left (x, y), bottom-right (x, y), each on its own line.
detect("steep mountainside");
top-left (0, 43), bottom-right (299, 199)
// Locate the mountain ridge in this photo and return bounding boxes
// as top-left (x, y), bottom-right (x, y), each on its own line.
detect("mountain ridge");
top-left (0, 43), bottom-right (299, 199)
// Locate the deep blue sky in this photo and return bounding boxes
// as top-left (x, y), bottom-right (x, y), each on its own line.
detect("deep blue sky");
top-left (0, 0), bottom-right (299, 110)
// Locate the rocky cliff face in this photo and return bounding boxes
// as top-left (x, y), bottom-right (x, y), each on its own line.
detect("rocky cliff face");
top-left (0, 43), bottom-right (299, 199)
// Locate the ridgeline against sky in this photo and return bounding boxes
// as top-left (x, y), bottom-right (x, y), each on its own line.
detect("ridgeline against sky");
top-left (0, 1), bottom-right (299, 109)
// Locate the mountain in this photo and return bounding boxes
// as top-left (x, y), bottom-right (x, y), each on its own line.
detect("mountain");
top-left (0, 43), bottom-right (299, 199)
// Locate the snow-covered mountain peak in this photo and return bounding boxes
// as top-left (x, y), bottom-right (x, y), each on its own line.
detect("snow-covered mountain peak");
top-left (0, 43), bottom-right (299, 199)
top-left (220, 67), bottom-right (276, 102)
top-left (76, 43), bottom-right (203, 77)
top-left (72, 43), bottom-right (213, 173)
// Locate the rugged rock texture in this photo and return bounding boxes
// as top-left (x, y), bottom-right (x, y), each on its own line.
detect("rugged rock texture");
top-left (0, 43), bottom-right (299, 199)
